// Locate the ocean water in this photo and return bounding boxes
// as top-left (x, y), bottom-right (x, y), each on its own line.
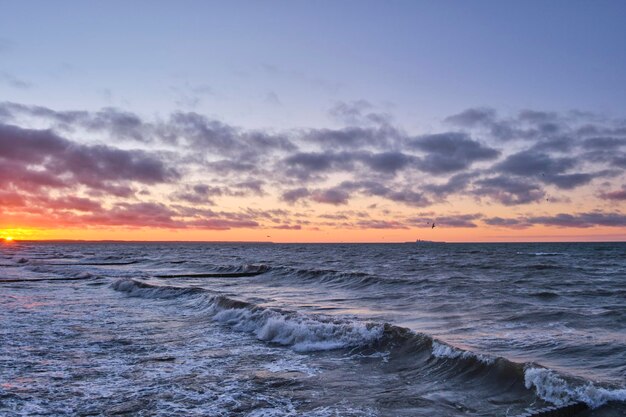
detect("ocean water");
top-left (1, 241), bottom-right (625, 416)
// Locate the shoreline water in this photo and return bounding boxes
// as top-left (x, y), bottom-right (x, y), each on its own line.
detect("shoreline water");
top-left (1, 242), bottom-right (625, 416)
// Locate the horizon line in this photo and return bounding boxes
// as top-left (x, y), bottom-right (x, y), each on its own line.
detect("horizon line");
top-left (3, 239), bottom-right (625, 244)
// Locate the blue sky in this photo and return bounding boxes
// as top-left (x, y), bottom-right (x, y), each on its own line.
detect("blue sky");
top-left (2, 0), bottom-right (625, 130)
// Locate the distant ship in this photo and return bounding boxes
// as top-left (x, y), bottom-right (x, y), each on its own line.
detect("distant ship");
top-left (414, 239), bottom-right (445, 244)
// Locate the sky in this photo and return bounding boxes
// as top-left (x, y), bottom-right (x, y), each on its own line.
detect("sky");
top-left (1, 0), bottom-right (625, 242)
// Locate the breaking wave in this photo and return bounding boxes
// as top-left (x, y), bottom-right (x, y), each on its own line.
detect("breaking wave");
top-left (111, 278), bottom-right (626, 410)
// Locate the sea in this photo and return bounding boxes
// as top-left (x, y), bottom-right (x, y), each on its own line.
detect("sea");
top-left (1, 241), bottom-right (625, 416)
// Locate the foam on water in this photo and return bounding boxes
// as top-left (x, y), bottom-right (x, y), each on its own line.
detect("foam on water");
top-left (431, 340), bottom-right (495, 364)
top-left (113, 278), bottom-right (385, 352)
top-left (524, 367), bottom-right (626, 409)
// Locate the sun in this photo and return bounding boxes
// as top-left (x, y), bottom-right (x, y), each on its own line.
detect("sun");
top-left (3, 236), bottom-right (14, 242)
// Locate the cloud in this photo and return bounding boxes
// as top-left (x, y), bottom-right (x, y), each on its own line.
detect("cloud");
top-left (2, 101), bottom-right (624, 233)
top-left (188, 218), bottom-right (259, 230)
top-left (473, 176), bottom-right (545, 205)
top-left (409, 132), bottom-right (500, 174)
top-left (311, 187), bottom-right (351, 205)
top-left (361, 151), bottom-right (414, 174)
top-left (599, 186), bottom-right (626, 201)
top-left (424, 172), bottom-right (476, 195)
top-left (444, 107), bottom-right (496, 127)
top-left (348, 181), bottom-right (431, 206)
top-left (483, 217), bottom-right (530, 229)
top-left (40, 196), bottom-right (103, 212)
top-left (0, 123), bottom-right (177, 194)
top-left (328, 100), bottom-right (392, 126)
top-left (281, 187), bottom-right (311, 203)
top-left (528, 212), bottom-right (626, 228)
top-left (434, 214), bottom-right (483, 228)
top-left (281, 150), bottom-right (414, 179)
top-left (273, 224), bottom-right (302, 230)
top-left (495, 149), bottom-right (616, 189)
top-left (355, 219), bottom-right (408, 229)
top-left (284, 151), bottom-right (353, 172)
top-left (80, 202), bottom-right (180, 228)
top-left (496, 150), bottom-right (576, 177)
top-left (303, 125), bottom-right (399, 150)
top-left (483, 212), bottom-right (626, 228)
top-left (582, 137), bottom-right (626, 149)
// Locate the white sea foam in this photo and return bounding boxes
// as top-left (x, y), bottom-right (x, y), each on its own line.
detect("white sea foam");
top-left (212, 305), bottom-right (384, 352)
top-left (263, 358), bottom-right (318, 376)
top-left (524, 367), bottom-right (626, 409)
top-left (113, 279), bottom-right (385, 353)
top-left (431, 341), bottom-right (495, 364)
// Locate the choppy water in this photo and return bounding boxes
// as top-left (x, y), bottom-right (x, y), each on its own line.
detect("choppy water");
top-left (1, 241), bottom-right (625, 416)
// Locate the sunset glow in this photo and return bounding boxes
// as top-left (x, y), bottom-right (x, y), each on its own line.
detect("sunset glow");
top-left (1, 2), bottom-right (625, 242)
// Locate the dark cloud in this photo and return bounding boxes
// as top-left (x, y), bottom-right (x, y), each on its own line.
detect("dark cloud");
top-left (171, 184), bottom-right (218, 204)
top-left (496, 150), bottom-right (576, 177)
top-left (303, 126), bottom-right (398, 150)
top-left (424, 172), bottom-right (475, 195)
top-left (361, 151), bottom-right (414, 174)
top-left (495, 149), bottom-right (615, 189)
top-left (41, 196), bottom-right (103, 212)
top-left (444, 107), bottom-right (608, 144)
top-left (409, 132), bottom-right (500, 174)
top-left (544, 173), bottom-right (596, 189)
top-left (311, 187), bottom-right (351, 205)
top-left (0, 104), bottom-right (296, 162)
top-left (281, 180), bottom-right (430, 207)
top-left (483, 212), bottom-right (626, 228)
top-left (235, 180), bottom-right (265, 195)
top-left (348, 181), bottom-right (431, 206)
top-left (473, 176), bottom-right (545, 205)
top-left (530, 136), bottom-right (574, 153)
top-left (206, 159), bottom-right (259, 174)
top-left (435, 214), bottom-right (483, 228)
top-left (528, 212), bottom-right (626, 228)
top-left (82, 202), bottom-right (180, 228)
top-left (582, 137), bottom-right (626, 149)
top-left (483, 217), bottom-right (530, 229)
top-left (2, 101), bottom-right (625, 231)
top-left (282, 150), bottom-right (414, 179)
top-left (0, 123), bottom-right (176, 194)
top-left (284, 151), bottom-right (353, 172)
top-left (162, 112), bottom-right (296, 160)
top-left (611, 154), bottom-right (626, 169)
top-left (0, 102), bottom-right (148, 141)
top-left (281, 187), bottom-right (310, 203)
top-left (599, 187), bottom-right (626, 201)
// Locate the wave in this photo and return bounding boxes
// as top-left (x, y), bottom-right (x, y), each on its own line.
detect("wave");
top-left (111, 278), bottom-right (626, 410)
top-left (524, 367), bottom-right (626, 409)
top-left (153, 263), bottom-right (272, 279)
top-left (269, 266), bottom-right (408, 290)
